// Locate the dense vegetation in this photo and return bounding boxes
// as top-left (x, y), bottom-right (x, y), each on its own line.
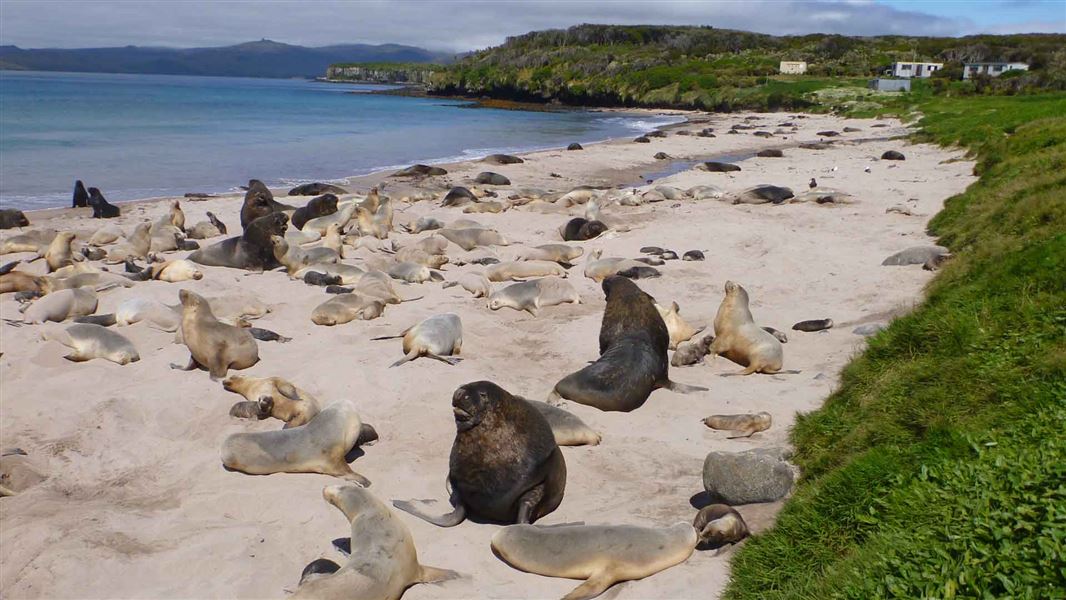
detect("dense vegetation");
top-left (726, 92), bottom-right (1066, 598)
top-left (423, 25), bottom-right (1066, 110)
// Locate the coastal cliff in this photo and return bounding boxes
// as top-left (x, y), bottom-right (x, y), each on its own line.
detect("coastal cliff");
top-left (325, 62), bottom-right (443, 85)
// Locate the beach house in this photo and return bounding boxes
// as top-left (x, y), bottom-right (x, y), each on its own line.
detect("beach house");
top-left (887, 61), bottom-right (944, 78)
top-left (779, 61), bottom-right (807, 74)
top-left (963, 62), bottom-right (1029, 79)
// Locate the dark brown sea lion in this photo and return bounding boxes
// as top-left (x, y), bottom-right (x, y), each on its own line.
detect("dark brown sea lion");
top-left (393, 381), bottom-right (566, 527)
top-left (187, 212), bottom-right (288, 271)
top-left (291, 193), bottom-right (339, 230)
top-left (561, 218), bottom-right (608, 242)
top-left (87, 188), bottom-right (120, 218)
top-left (549, 277), bottom-right (705, 412)
top-left (72, 180), bottom-right (89, 208)
top-left (288, 182), bottom-right (348, 196)
top-left (240, 179), bottom-right (294, 229)
top-left (0, 209), bottom-right (29, 230)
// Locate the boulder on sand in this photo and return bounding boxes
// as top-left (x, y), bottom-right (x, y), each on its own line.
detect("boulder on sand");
top-left (703, 447), bottom-right (797, 504)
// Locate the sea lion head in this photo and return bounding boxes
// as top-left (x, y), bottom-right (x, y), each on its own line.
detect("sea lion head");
top-left (693, 504), bottom-right (750, 549)
top-left (580, 220), bottom-right (608, 239)
top-left (178, 288), bottom-right (211, 315)
top-left (723, 280), bottom-right (750, 306)
top-left (451, 380), bottom-right (507, 433)
top-left (601, 275), bottom-right (642, 300)
top-left (322, 483), bottom-right (372, 521)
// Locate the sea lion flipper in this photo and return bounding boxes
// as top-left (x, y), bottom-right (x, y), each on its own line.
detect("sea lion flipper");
top-left (389, 351), bottom-right (419, 368)
top-left (418, 565), bottom-right (460, 584)
top-left (664, 380), bottom-right (707, 393)
top-left (63, 351), bottom-right (89, 363)
top-left (338, 469), bottom-right (371, 488)
top-left (726, 429), bottom-right (756, 439)
top-left (392, 497), bottom-right (467, 527)
top-left (170, 356), bottom-right (199, 371)
top-left (562, 570), bottom-right (616, 600)
top-left (425, 353), bottom-right (462, 366)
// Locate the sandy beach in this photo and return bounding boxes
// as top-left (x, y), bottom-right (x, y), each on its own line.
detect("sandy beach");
top-left (0, 111), bottom-right (975, 599)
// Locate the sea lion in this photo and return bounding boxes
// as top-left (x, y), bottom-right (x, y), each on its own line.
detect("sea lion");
top-left (560, 218), bottom-right (608, 242)
top-left (687, 185), bottom-right (725, 201)
top-left (40, 232), bottom-right (79, 272)
top-left (88, 224), bottom-right (123, 246)
top-left (291, 193), bottom-right (338, 230)
top-left (292, 485), bottom-right (456, 600)
top-left (352, 270), bottom-right (410, 305)
top-left (188, 212), bottom-right (288, 272)
top-left (48, 270), bottom-right (134, 292)
top-left (567, 143), bottom-right (583, 150)
top-left (403, 216), bottom-right (445, 234)
top-left (372, 313), bottom-right (462, 367)
top-left (762, 326), bottom-right (788, 343)
top-left (757, 148), bottom-right (783, 157)
top-left (792, 318), bottom-right (833, 332)
top-left (223, 375), bottom-right (323, 427)
top-left (72, 180), bottom-right (89, 208)
top-left (881, 150), bottom-right (906, 161)
top-left (271, 235), bottom-right (338, 274)
top-left (21, 288), bottom-right (98, 324)
top-left (311, 294), bottom-right (386, 326)
top-left (286, 228), bottom-right (322, 246)
top-left (240, 179), bottom-right (293, 228)
top-left (683, 250), bottom-right (705, 261)
top-left (583, 251), bottom-right (658, 282)
top-left (550, 277), bottom-right (705, 412)
top-left (171, 289), bottom-right (259, 379)
top-left (439, 228), bottom-right (509, 251)
top-left (702, 412), bottom-right (772, 438)
top-left (488, 277), bottom-right (580, 316)
top-left (105, 222), bottom-right (152, 263)
top-left (147, 222), bottom-right (188, 253)
top-left (513, 244), bottom-right (583, 265)
top-left (87, 187), bottom-right (120, 218)
top-left (0, 268), bottom-right (50, 295)
top-left (483, 153), bottom-right (524, 165)
top-left (186, 211), bottom-right (228, 239)
top-left (491, 521), bottom-right (697, 600)
top-left (394, 381), bottom-right (566, 526)
top-left (881, 245), bottom-right (950, 266)
top-left (39, 323), bottom-right (139, 365)
top-left (441, 186), bottom-right (477, 207)
top-left (729, 185), bottom-right (794, 205)
top-left (709, 281), bottom-right (784, 375)
top-left (463, 200), bottom-right (506, 214)
top-left (698, 161), bottom-right (741, 173)
top-left (293, 262), bottom-right (365, 285)
top-left (386, 261), bottom-right (442, 284)
top-left (302, 202), bottom-right (356, 236)
top-left (355, 190), bottom-right (393, 239)
top-left (289, 182), bottom-right (348, 196)
top-left (528, 400), bottom-right (601, 446)
top-left (485, 260), bottom-right (567, 282)
top-left (139, 259), bottom-right (204, 283)
top-left (444, 272), bottom-right (492, 298)
top-left (113, 297), bottom-right (181, 329)
top-left (475, 172), bottom-right (511, 186)
top-left (1, 228), bottom-right (56, 254)
top-left (392, 163), bottom-right (448, 177)
top-left (655, 301), bottom-right (701, 349)
top-left (557, 189), bottom-right (597, 207)
top-left (0, 209), bottom-right (29, 230)
top-left (404, 234), bottom-right (450, 255)
top-left (693, 504), bottom-right (750, 549)
top-left (671, 334), bottom-right (713, 367)
top-left (392, 246), bottom-right (448, 268)
top-left (221, 402), bottom-right (371, 483)
top-left (165, 199), bottom-right (186, 232)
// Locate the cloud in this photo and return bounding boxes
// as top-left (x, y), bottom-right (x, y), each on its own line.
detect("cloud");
top-left (0, 0), bottom-right (1057, 52)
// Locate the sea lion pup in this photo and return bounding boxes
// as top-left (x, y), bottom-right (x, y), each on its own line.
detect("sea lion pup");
top-left (1, 228), bottom-right (57, 254)
top-left (583, 251), bottom-right (658, 283)
top-left (87, 187), bottom-right (120, 218)
top-left (0, 267), bottom-right (51, 295)
top-left (491, 521), bottom-right (697, 600)
top-left (402, 216), bottom-right (445, 234)
top-left (221, 402), bottom-right (372, 483)
top-left (392, 246), bottom-right (448, 268)
top-left (655, 302), bottom-right (702, 350)
top-left (188, 212), bottom-right (288, 272)
top-left (693, 504), bottom-right (750, 551)
top-left (438, 227), bottom-right (510, 251)
top-left (223, 375), bottom-right (323, 428)
top-left (488, 277), bottom-right (581, 316)
top-left (702, 412), bottom-right (772, 438)
top-left (464, 200), bottom-right (507, 214)
top-left (527, 399), bottom-right (601, 446)
top-left (550, 277), bottom-right (705, 412)
top-left (311, 294), bottom-right (386, 326)
top-left (485, 260), bottom-right (567, 282)
top-left (792, 318), bottom-right (833, 332)
top-left (355, 189), bottom-right (393, 239)
top-left (387, 261), bottom-right (443, 284)
top-left (292, 485), bottom-right (456, 600)
top-left (303, 201), bottom-right (356, 236)
top-left (710, 281), bottom-right (784, 375)
top-left (293, 261), bottom-right (365, 285)
top-left (444, 272), bottom-right (493, 298)
top-left (291, 193), bottom-right (338, 230)
top-left (186, 211), bottom-right (228, 239)
top-left (671, 334), bottom-right (714, 367)
top-left (39, 323), bottom-right (140, 365)
top-left (513, 243), bottom-right (584, 266)
top-left (270, 235), bottom-right (338, 274)
top-left (394, 381), bottom-right (566, 526)
top-left (88, 224), bottom-right (124, 246)
top-left (21, 288), bottom-right (98, 324)
top-left (39, 232), bottom-right (80, 273)
top-left (104, 222), bottom-right (152, 264)
top-left (560, 218), bottom-right (608, 242)
top-left (762, 326), bottom-right (788, 343)
top-left (72, 179), bottom-right (90, 208)
top-left (372, 313), bottom-right (463, 367)
top-left (171, 289), bottom-right (259, 379)
top-left (134, 258), bottom-right (204, 283)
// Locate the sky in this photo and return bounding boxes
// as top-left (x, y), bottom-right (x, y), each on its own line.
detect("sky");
top-left (1, 0), bottom-right (1063, 52)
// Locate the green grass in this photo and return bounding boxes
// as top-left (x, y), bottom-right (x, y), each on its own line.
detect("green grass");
top-left (725, 93), bottom-right (1066, 599)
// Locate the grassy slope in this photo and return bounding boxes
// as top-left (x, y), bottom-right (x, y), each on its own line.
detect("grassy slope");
top-left (726, 93), bottom-right (1066, 598)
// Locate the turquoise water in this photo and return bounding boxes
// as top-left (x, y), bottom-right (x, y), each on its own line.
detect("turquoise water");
top-left (0, 71), bottom-right (682, 209)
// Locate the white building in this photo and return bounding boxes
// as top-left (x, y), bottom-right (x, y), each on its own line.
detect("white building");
top-left (963, 62), bottom-right (1029, 79)
top-left (779, 61), bottom-right (807, 75)
top-left (888, 61), bottom-right (944, 78)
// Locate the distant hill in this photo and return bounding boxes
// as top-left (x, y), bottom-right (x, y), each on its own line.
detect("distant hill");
top-left (0, 39), bottom-right (455, 78)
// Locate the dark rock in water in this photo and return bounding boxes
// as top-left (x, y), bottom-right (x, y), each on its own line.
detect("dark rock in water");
top-left (733, 185), bottom-right (795, 205)
top-left (881, 150), bottom-right (906, 161)
top-left (640, 246), bottom-right (665, 255)
top-left (843, 127), bottom-right (862, 133)
top-left (87, 187), bottom-right (120, 218)
top-left (646, 130), bottom-right (667, 138)
top-left (699, 161), bottom-right (741, 173)
top-left (799, 142), bottom-right (832, 150)
top-left (475, 172), bottom-right (511, 186)
top-left (757, 149), bottom-right (784, 158)
top-left (483, 153), bottom-right (524, 165)
top-left (703, 448), bottom-right (796, 504)
top-left (882, 245), bottom-right (949, 266)
top-left (660, 250), bottom-right (678, 260)
top-left (653, 152), bottom-right (671, 160)
top-left (441, 186), bottom-right (477, 207)
top-left (562, 217), bottom-right (608, 241)
top-left (0, 209), bottom-right (29, 229)
top-left (633, 136), bottom-right (651, 143)
top-left (792, 319), bottom-right (834, 332)
top-left (817, 131), bottom-right (840, 137)
top-left (288, 182), bottom-right (348, 196)
top-left (184, 192), bottom-right (214, 199)
top-left (753, 131), bottom-right (773, 138)
top-left (304, 271), bottom-right (342, 287)
top-left (682, 250), bottom-right (705, 261)
top-left (291, 194), bottom-right (338, 230)
top-left (392, 164), bottom-right (448, 177)
top-left (567, 143), bottom-right (584, 150)
top-left (617, 266), bottom-right (661, 280)
top-left (72, 180), bottom-right (89, 208)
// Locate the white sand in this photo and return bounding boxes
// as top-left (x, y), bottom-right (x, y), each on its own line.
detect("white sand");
top-left (0, 112), bottom-right (975, 599)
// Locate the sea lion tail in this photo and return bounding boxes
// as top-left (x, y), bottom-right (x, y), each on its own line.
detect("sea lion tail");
top-left (665, 380), bottom-right (707, 394)
top-left (419, 565), bottom-right (460, 584)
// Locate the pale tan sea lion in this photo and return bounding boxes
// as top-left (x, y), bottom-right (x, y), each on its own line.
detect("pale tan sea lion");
top-left (702, 412), bottom-right (772, 438)
top-left (404, 234), bottom-right (450, 255)
top-left (355, 191), bottom-right (393, 239)
top-left (485, 260), bottom-right (567, 282)
top-left (583, 251), bottom-right (655, 282)
top-left (286, 228), bottom-right (321, 246)
top-left (147, 259), bottom-right (204, 282)
top-left (513, 243), bottom-right (584, 265)
top-left (292, 485), bottom-right (457, 600)
top-left (88, 224), bottom-right (124, 246)
top-left (439, 228), bottom-right (509, 251)
top-left (302, 202), bottom-right (356, 235)
top-left (443, 272), bottom-right (492, 298)
top-left (372, 313), bottom-right (462, 367)
top-left (692, 504), bottom-right (750, 549)
top-left (271, 235), bottom-right (339, 274)
top-left (319, 223), bottom-right (344, 255)
top-left (393, 246), bottom-right (448, 268)
top-left (463, 200), bottom-right (506, 214)
top-left (48, 270), bottom-right (134, 292)
top-left (387, 261), bottom-right (443, 283)
top-left (222, 375), bottom-right (322, 428)
top-left (171, 289), bottom-right (259, 379)
top-left (148, 223), bottom-right (186, 253)
top-left (221, 402), bottom-right (371, 483)
top-left (528, 399), bottom-right (601, 446)
top-left (353, 270), bottom-right (409, 304)
top-left (488, 277), bottom-right (581, 316)
top-left (710, 281), bottom-right (784, 375)
top-left (491, 522), bottom-right (697, 600)
top-left (115, 297), bottom-right (180, 329)
top-left (21, 288), bottom-right (98, 323)
top-left (41, 232), bottom-right (80, 272)
top-left (0, 228), bottom-right (56, 254)
top-left (293, 262), bottom-right (365, 285)
top-left (40, 323), bottom-right (139, 364)
top-left (186, 211), bottom-right (227, 239)
top-left (655, 302), bottom-right (702, 350)
top-left (0, 269), bottom-right (51, 295)
top-left (311, 294), bottom-right (386, 326)
top-left (105, 222), bottom-right (152, 263)
top-left (48, 261), bottom-right (99, 279)
top-left (166, 199), bottom-right (186, 231)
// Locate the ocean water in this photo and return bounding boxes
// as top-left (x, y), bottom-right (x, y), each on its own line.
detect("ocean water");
top-left (0, 71), bottom-right (683, 210)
